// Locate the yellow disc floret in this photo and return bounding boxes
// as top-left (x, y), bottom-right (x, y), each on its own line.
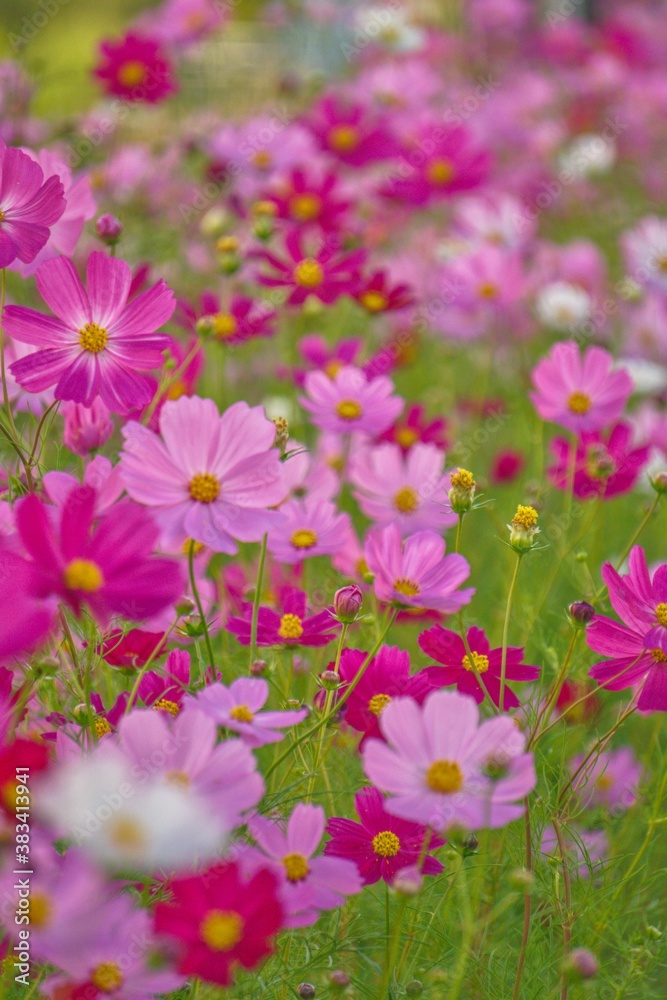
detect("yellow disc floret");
top-left (372, 830), bottom-right (401, 857)
top-left (293, 258), bottom-right (324, 288)
top-left (290, 529), bottom-right (318, 550)
top-left (200, 909), bottom-right (244, 951)
top-left (368, 693), bottom-right (392, 716)
top-left (394, 486), bottom-right (419, 513)
top-left (189, 472), bottom-right (220, 503)
top-left (426, 759), bottom-right (463, 794)
top-left (79, 322), bottom-right (108, 353)
top-left (283, 852), bottom-right (310, 882)
top-left (64, 559), bottom-right (104, 593)
top-left (278, 613), bottom-right (304, 639)
top-left (462, 652), bottom-right (489, 674)
top-left (336, 399), bottom-right (363, 420)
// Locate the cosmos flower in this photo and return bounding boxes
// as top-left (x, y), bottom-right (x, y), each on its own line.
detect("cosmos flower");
top-left (262, 168), bottom-right (352, 230)
top-left (188, 677), bottom-right (308, 748)
top-left (353, 268), bottom-right (414, 314)
top-left (180, 291), bottom-right (276, 346)
top-left (377, 404), bottom-right (448, 453)
top-left (548, 423), bottom-right (650, 500)
top-left (226, 585), bottom-right (340, 648)
top-left (267, 497), bottom-right (351, 564)
top-left (137, 647), bottom-right (192, 715)
top-left (0, 143), bottom-right (65, 268)
top-left (569, 746), bottom-right (643, 812)
top-left (94, 32), bottom-right (176, 103)
top-left (306, 93), bottom-right (400, 165)
top-left (300, 365), bottom-right (403, 436)
top-left (382, 124), bottom-right (490, 205)
top-left (255, 229), bottom-right (365, 306)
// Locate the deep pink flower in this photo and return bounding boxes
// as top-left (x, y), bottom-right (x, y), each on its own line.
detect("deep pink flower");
top-left (490, 449), bottom-right (525, 484)
top-left (263, 168), bottom-right (352, 231)
top-left (226, 585), bottom-right (340, 648)
top-left (89, 691), bottom-right (129, 738)
top-left (530, 341), bottom-right (633, 433)
top-left (0, 548), bottom-right (53, 662)
top-left (98, 628), bottom-right (166, 668)
top-left (0, 143), bottom-right (65, 268)
top-left (62, 398), bottom-right (114, 456)
top-left (120, 395), bottom-right (286, 553)
top-left (154, 861), bottom-right (283, 986)
top-left (293, 334), bottom-right (363, 386)
top-left (94, 33), bottom-right (176, 103)
top-left (137, 647), bottom-right (192, 714)
top-left (300, 365), bottom-right (403, 436)
top-left (353, 268), bottom-right (414, 315)
top-left (189, 677), bottom-right (307, 747)
top-left (6, 252), bottom-right (175, 413)
top-left (377, 404), bottom-right (448, 453)
top-left (363, 689), bottom-right (536, 832)
top-left (600, 546), bottom-right (667, 634)
top-left (548, 423), bottom-right (650, 500)
top-left (255, 229), bottom-right (365, 306)
top-left (382, 124), bottom-right (490, 205)
top-left (13, 486), bottom-right (182, 624)
top-left (364, 524), bottom-right (474, 613)
top-left (325, 786), bottom-right (444, 885)
top-left (179, 291), bottom-right (275, 346)
top-left (267, 497), bottom-right (351, 564)
top-left (419, 625), bottom-right (540, 709)
top-left (307, 94), bottom-right (400, 165)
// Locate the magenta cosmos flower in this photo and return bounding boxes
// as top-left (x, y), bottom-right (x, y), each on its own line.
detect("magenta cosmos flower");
top-left (13, 486), bottom-right (182, 624)
top-left (300, 365), bottom-right (403, 436)
top-left (530, 341), bottom-right (633, 433)
top-left (350, 442), bottom-right (456, 535)
top-left (189, 677), bottom-right (307, 747)
top-left (307, 93), bottom-right (400, 165)
top-left (5, 252), bottom-right (175, 413)
top-left (120, 395), bottom-right (286, 553)
top-left (255, 229), bottom-right (365, 306)
top-left (364, 524), bottom-right (474, 613)
top-left (325, 786), bottom-right (444, 885)
top-left (378, 404), bottom-right (448, 453)
top-left (353, 268), bottom-right (414, 315)
top-left (263, 168), bottom-right (352, 231)
top-left (226, 585), bottom-right (340, 648)
top-left (0, 143), bottom-right (65, 268)
top-left (548, 423), bottom-right (650, 500)
top-left (94, 32), bottom-right (176, 103)
top-left (363, 689), bottom-right (536, 832)
top-left (179, 290), bottom-right (276, 346)
top-left (249, 803), bottom-right (362, 928)
top-left (0, 548), bottom-right (53, 661)
top-left (267, 497), bottom-right (351, 564)
top-left (154, 861), bottom-right (283, 987)
top-left (382, 124), bottom-right (490, 205)
top-left (419, 625), bottom-right (541, 710)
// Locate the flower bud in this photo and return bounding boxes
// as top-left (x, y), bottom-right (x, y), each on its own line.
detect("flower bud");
top-left (508, 505), bottom-right (540, 553)
top-left (319, 670), bottom-right (343, 691)
top-left (448, 467), bottom-right (476, 514)
top-left (406, 982), bottom-right (424, 997)
top-left (333, 585), bottom-right (363, 623)
top-left (250, 659), bottom-right (267, 676)
top-left (650, 470), bottom-right (667, 494)
top-left (273, 416), bottom-right (289, 452)
top-left (95, 213), bottom-right (123, 245)
top-left (216, 236), bottom-right (241, 274)
top-left (461, 832), bottom-right (479, 856)
top-left (329, 970), bottom-right (350, 989)
top-left (200, 206), bottom-right (229, 238)
top-left (175, 597), bottom-right (196, 618)
top-left (392, 864), bottom-right (422, 896)
top-left (569, 601), bottom-right (595, 626)
top-left (508, 867), bottom-right (534, 891)
top-left (297, 984), bottom-right (316, 998)
top-left (196, 314), bottom-right (217, 338)
top-left (251, 200), bottom-right (277, 240)
top-left (563, 948), bottom-right (598, 981)
top-left (63, 399), bottom-right (114, 457)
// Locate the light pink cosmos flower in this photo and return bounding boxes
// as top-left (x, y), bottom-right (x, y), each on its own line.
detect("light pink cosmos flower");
top-left (570, 746), bottom-right (642, 813)
top-left (188, 677), bottom-right (307, 748)
top-left (349, 442), bottom-right (456, 535)
top-left (282, 440), bottom-right (339, 502)
top-left (120, 395), bottom-right (286, 553)
top-left (364, 524), bottom-right (474, 613)
top-left (249, 803), bottom-right (362, 927)
top-left (267, 497), bottom-right (351, 564)
top-left (5, 252), bottom-right (175, 414)
top-left (0, 143), bottom-right (65, 268)
top-left (530, 341), bottom-right (633, 434)
top-left (363, 690), bottom-right (536, 832)
top-left (300, 365), bottom-right (403, 436)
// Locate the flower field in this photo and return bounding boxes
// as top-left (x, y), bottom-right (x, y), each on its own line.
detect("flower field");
top-left (0, 1), bottom-right (666, 998)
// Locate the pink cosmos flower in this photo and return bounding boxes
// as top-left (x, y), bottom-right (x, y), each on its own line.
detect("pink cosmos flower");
top-left (325, 786), bottom-right (444, 885)
top-left (5, 252), bottom-right (175, 413)
top-left (188, 677), bottom-right (307, 747)
top-left (94, 33), bottom-right (176, 103)
top-left (138, 0), bottom-right (226, 48)
top-left (307, 93), bottom-right (400, 165)
top-left (12, 486), bottom-right (182, 624)
top-left (137, 647), bottom-right (192, 715)
top-left (263, 168), bottom-right (352, 231)
top-left (294, 333), bottom-right (363, 385)
top-left (300, 365), bottom-right (403, 436)
top-left (0, 143), bottom-right (65, 268)
top-left (62, 398), bottom-right (114, 456)
top-left (378, 404), bottom-right (448, 453)
top-left (353, 269), bottom-right (414, 315)
top-left (267, 497), bottom-right (351, 564)
top-left (249, 803), bottom-right (362, 927)
top-left (440, 246), bottom-right (526, 314)
top-left (349, 442), bottom-right (456, 535)
top-left (226, 585), bottom-right (340, 648)
top-left (540, 825), bottom-right (608, 881)
top-left (0, 548), bottom-right (53, 662)
top-left (98, 628), bottom-right (166, 668)
top-left (179, 291), bottom-right (275, 346)
top-left (154, 861), bottom-right (283, 986)
top-left (363, 689), bottom-right (536, 832)
top-left (548, 423), bottom-right (650, 500)
top-left (382, 124), bottom-right (491, 205)
top-left (364, 524), bottom-right (474, 613)
top-left (120, 395), bottom-right (286, 553)
top-left (530, 341), bottom-right (633, 433)
top-left (282, 440), bottom-right (339, 502)
top-left (42, 455), bottom-right (123, 515)
top-left (419, 625), bottom-right (540, 709)
top-left (570, 746), bottom-right (642, 812)
top-left (599, 546), bottom-right (667, 634)
top-left (89, 691), bottom-right (129, 738)
top-left (255, 229), bottom-right (365, 306)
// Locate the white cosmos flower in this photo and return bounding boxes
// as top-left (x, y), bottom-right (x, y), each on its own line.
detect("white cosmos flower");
top-left (535, 281), bottom-right (592, 332)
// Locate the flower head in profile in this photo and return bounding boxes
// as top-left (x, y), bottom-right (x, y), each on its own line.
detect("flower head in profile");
top-left (226, 585), bottom-right (340, 648)
top-left (325, 786), bottom-right (444, 885)
top-left (548, 424), bottom-right (649, 500)
top-left (6, 252), bottom-right (175, 414)
top-left (94, 32), bottom-right (177, 103)
top-left (188, 677), bottom-right (307, 747)
top-left (0, 143), bottom-right (66, 269)
top-left (300, 365), bottom-right (403, 436)
top-left (364, 524), bottom-right (474, 613)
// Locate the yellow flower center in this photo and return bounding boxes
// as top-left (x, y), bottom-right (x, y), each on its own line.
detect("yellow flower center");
top-left (368, 693), bottom-right (392, 716)
top-left (336, 399), bottom-right (363, 420)
top-left (426, 759), bottom-right (464, 794)
top-left (360, 290), bottom-right (389, 313)
top-left (116, 60), bottom-right (147, 88)
top-left (328, 124), bottom-right (361, 152)
top-left (165, 770), bottom-right (190, 787)
top-left (293, 258), bottom-right (324, 288)
top-left (108, 817), bottom-right (146, 850)
top-left (1, 780), bottom-right (17, 813)
top-left (568, 391), bottom-right (592, 415)
top-left (166, 378), bottom-right (187, 400)
top-left (451, 468), bottom-right (475, 490)
top-left (182, 538), bottom-right (205, 556)
top-left (278, 613), bottom-right (304, 639)
top-left (290, 528), bottom-right (318, 550)
top-left (395, 426), bottom-right (419, 448)
top-left (655, 603), bottom-right (667, 626)
top-left (394, 486), bottom-right (419, 513)
top-left (462, 652), bottom-right (489, 674)
top-left (656, 254), bottom-right (667, 274)
top-left (78, 322), bottom-right (108, 353)
top-left (324, 359), bottom-right (343, 378)
top-left (27, 893), bottom-right (52, 929)
top-left (91, 962), bottom-right (124, 992)
top-left (426, 158), bottom-right (455, 185)
top-left (283, 852), bottom-right (310, 882)
top-left (251, 149), bottom-right (273, 168)
top-left (478, 282), bottom-right (498, 299)
top-left (512, 505), bottom-right (539, 529)
top-left (596, 773), bottom-right (613, 791)
top-left (94, 717), bottom-right (112, 738)
top-left (200, 909), bottom-right (244, 951)
top-left (153, 698), bottom-right (180, 717)
top-left (650, 648), bottom-right (667, 663)
top-left (64, 558), bottom-right (104, 593)
top-left (290, 193), bottom-right (322, 221)
top-left (189, 472), bottom-right (220, 503)
top-left (393, 578), bottom-right (420, 598)
top-left (212, 312), bottom-right (238, 339)
top-left (229, 704), bottom-right (254, 723)
top-left (372, 830), bottom-right (401, 857)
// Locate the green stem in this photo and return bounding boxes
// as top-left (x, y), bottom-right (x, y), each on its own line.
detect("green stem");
top-left (249, 533), bottom-right (268, 668)
top-left (378, 894), bottom-right (409, 999)
top-left (307, 622), bottom-right (348, 800)
top-left (447, 857), bottom-right (475, 1000)
top-left (499, 553), bottom-right (522, 712)
top-left (188, 542), bottom-right (215, 671)
top-left (552, 818), bottom-right (572, 1000)
top-left (528, 630), bottom-right (579, 748)
top-left (511, 802), bottom-right (533, 1000)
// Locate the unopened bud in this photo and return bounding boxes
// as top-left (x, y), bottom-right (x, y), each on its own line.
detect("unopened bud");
top-left (250, 659), bottom-right (267, 676)
top-left (216, 236), bottom-right (241, 274)
top-left (333, 585), bottom-right (363, 623)
top-left (175, 597), bottom-right (196, 618)
top-left (569, 601), bottom-right (595, 626)
top-left (200, 206), bottom-right (229, 238)
top-left (406, 982), bottom-right (424, 997)
top-left (650, 470), bottom-right (667, 494)
top-left (461, 832), bottom-right (479, 856)
top-left (273, 416), bottom-right (289, 451)
top-left (95, 213), bottom-right (122, 245)
top-left (563, 948), bottom-right (598, 981)
top-left (508, 504), bottom-right (540, 553)
top-left (252, 200), bottom-right (277, 240)
top-left (508, 867), bottom-right (534, 891)
top-left (448, 467), bottom-right (476, 514)
top-left (329, 970), bottom-right (350, 989)
top-left (319, 670), bottom-right (343, 691)
top-left (297, 984), bottom-right (316, 998)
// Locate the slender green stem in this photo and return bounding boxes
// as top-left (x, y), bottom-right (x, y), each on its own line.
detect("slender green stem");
top-left (249, 533), bottom-right (268, 668)
top-left (511, 802), bottom-right (533, 1000)
top-left (306, 623), bottom-right (348, 800)
top-left (447, 858), bottom-right (475, 1000)
top-left (141, 337), bottom-right (204, 426)
top-left (378, 894), bottom-right (409, 999)
top-left (552, 818), bottom-right (572, 1000)
top-left (499, 553), bottom-right (522, 712)
top-left (528, 630), bottom-right (579, 748)
top-left (613, 494), bottom-right (660, 573)
top-left (188, 542), bottom-right (215, 671)
top-left (455, 513), bottom-right (464, 554)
